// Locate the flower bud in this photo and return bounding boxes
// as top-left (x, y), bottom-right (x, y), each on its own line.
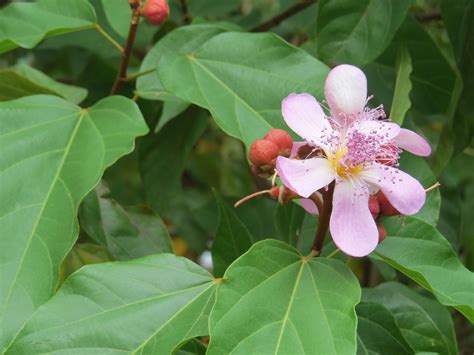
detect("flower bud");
top-left (368, 195), bottom-right (380, 219)
top-left (377, 192), bottom-right (400, 216)
top-left (264, 129), bottom-right (293, 157)
top-left (377, 224), bottom-right (387, 242)
top-left (143, 0), bottom-right (169, 25)
top-left (269, 186), bottom-right (280, 199)
top-left (249, 139), bottom-right (279, 167)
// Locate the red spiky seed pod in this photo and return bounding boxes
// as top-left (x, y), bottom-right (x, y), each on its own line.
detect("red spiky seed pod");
top-left (264, 129), bottom-right (293, 156)
top-left (249, 139), bottom-right (279, 167)
top-left (377, 191), bottom-right (400, 216)
top-left (143, 0), bottom-right (169, 25)
top-left (368, 195), bottom-right (380, 219)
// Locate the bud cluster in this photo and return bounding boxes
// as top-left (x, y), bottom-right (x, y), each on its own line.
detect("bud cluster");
top-left (249, 129), bottom-right (293, 178)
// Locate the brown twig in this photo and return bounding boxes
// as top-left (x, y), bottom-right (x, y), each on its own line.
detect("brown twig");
top-left (110, 1), bottom-right (142, 95)
top-left (416, 12), bottom-right (442, 22)
top-left (180, 0), bottom-right (192, 24)
top-left (250, 0), bottom-right (317, 33)
top-left (311, 182), bottom-right (335, 255)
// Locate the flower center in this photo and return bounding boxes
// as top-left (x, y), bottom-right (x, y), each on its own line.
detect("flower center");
top-left (330, 146), bottom-right (364, 177)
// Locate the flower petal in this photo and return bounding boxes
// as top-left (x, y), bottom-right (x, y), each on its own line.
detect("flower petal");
top-left (300, 198), bottom-right (319, 215)
top-left (276, 156), bottom-right (335, 198)
top-left (330, 179), bottom-right (378, 257)
top-left (281, 93), bottom-right (333, 147)
top-left (394, 128), bottom-right (431, 156)
top-left (362, 164), bottom-right (426, 215)
top-left (354, 120), bottom-right (401, 143)
top-left (324, 65), bottom-right (367, 122)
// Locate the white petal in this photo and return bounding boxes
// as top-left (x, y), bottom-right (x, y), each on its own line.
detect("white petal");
top-left (354, 120), bottom-right (401, 143)
top-left (394, 128), bottom-right (431, 156)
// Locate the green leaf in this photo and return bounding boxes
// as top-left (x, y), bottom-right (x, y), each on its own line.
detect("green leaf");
top-left (80, 184), bottom-right (173, 260)
top-left (375, 217), bottom-right (474, 322)
top-left (139, 107), bottom-right (208, 214)
top-left (0, 0), bottom-right (97, 54)
top-left (157, 31), bottom-right (329, 148)
top-left (136, 24), bottom-right (231, 101)
top-left (275, 202), bottom-right (306, 245)
top-left (356, 302), bottom-right (412, 355)
top-left (208, 240), bottom-right (360, 354)
top-left (398, 153), bottom-right (440, 225)
top-left (389, 46), bottom-right (412, 125)
top-left (0, 95), bottom-right (148, 351)
top-left (316, 0), bottom-right (413, 66)
top-left (0, 64), bottom-right (87, 104)
top-left (155, 100), bottom-right (190, 132)
top-left (60, 243), bottom-right (112, 282)
top-left (212, 191), bottom-right (253, 277)
top-left (8, 254), bottom-right (218, 354)
top-left (363, 282), bottom-right (459, 354)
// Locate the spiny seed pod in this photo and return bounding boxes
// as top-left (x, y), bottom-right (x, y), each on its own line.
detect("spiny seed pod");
top-left (377, 191), bottom-right (400, 216)
top-left (143, 0), bottom-right (169, 25)
top-left (377, 224), bottom-right (387, 242)
top-left (249, 139), bottom-right (279, 167)
top-left (376, 144), bottom-right (399, 166)
top-left (264, 129), bottom-right (293, 156)
top-left (368, 195), bottom-right (380, 219)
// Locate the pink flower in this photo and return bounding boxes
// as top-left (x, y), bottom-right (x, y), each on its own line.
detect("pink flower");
top-left (276, 64), bottom-right (431, 257)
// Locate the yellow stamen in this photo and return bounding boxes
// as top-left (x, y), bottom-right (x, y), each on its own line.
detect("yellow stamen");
top-left (329, 146), bottom-right (363, 177)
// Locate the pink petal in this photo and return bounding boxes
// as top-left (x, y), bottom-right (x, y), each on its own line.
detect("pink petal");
top-left (300, 198), bottom-right (319, 215)
top-left (324, 65), bottom-right (367, 123)
top-left (394, 128), bottom-right (431, 156)
top-left (363, 164), bottom-right (426, 215)
top-left (354, 120), bottom-right (401, 143)
top-left (281, 93), bottom-right (333, 148)
top-left (276, 156), bottom-right (335, 198)
top-left (290, 141), bottom-right (307, 158)
top-left (330, 180), bottom-right (378, 257)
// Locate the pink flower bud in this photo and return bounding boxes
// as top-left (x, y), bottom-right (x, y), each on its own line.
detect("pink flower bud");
top-left (264, 129), bottom-right (293, 156)
top-left (249, 139), bottom-right (279, 167)
top-left (368, 195), bottom-right (380, 219)
top-left (377, 192), bottom-right (400, 216)
top-left (143, 0), bottom-right (169, 25)
top-left (377, 224), bottom-right (387, 242)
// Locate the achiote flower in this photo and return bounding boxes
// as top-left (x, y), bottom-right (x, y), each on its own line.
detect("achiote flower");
top-left (276, 65), bottom-right (431, 257)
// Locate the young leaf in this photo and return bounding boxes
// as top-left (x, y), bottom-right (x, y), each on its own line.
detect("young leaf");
top-left (212, 191), bottom-right (254, 277)
top-left (0, 64), bottom-right (87, 104)
top-left (0, 95), bottom-right (148, 351)
top-left (0, 0), bottom-right (97, 54)
top-left (389, 46), bottom-right (412, 125)
top-left (376, 217), bottom-right (474, 322)
top-left (80, 184), bottom-right (173, 260)
top-left (208, 240), bottom-right (360, 354)
top-left (316, 0), bottom-right (413, 66)
top-left (157, 31), bottom-right (329, 148)
top-left (356, 302), bottom-right (412, 355)
top-left (363, 282), bottom-right (458, 354)
top-left (7, 254), bottom-right (217, 354)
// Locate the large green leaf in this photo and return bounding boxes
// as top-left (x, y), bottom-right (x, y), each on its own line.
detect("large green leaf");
top-left (136, 24), bottom-right (232, 101)
top-left (316, 0), bottom-right (413, 66)
top-left (0, 0), bottom-right (97, 54)
top-left (212, 191), bottom-right (253, 277)
top-left (389, 46), bottom-right (412, 125)
top-left (356, 302), bottom-right (412, 355)
top-left (7, 254), bottom-right (217, 354)
top-left (363, 282), bottom-right (458, 354)
top-left (376, 217), bottom-right (474, 322)
top-left (0, 64), bottom-right (87, 104)
top-left (157, 31), bottom-right (329, 148)
top-left (80, 183), bottom-right (173, 260)
top-left (0, 95), bottom-right (148, 351)
top-left (208, 240), bottom-right (360, 354)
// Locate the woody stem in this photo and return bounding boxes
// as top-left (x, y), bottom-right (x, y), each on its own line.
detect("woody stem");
top-left (311, 181), bottom-right (335, 255)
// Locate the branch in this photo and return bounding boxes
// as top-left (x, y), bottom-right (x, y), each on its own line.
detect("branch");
top-left (250, 0), bottom-right (317, 33)
top-left (416, 12), bottom-right (442, 22)
top-left (110, 1), bottom-right (142, 95)
top-left (180, 0), bottom-right (192, 24)
top-left (311, 181), bottom-right (335, 255)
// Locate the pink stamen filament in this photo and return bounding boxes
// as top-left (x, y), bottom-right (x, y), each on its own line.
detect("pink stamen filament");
top-left (234, 189), bottom-right (271, 208)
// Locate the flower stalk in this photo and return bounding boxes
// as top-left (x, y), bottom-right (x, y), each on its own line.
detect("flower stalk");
top-left (311, 182), bottom-right (335, 255)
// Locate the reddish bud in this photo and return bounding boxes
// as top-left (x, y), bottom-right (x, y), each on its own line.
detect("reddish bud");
top-left (270, 186), bottom-right (280, 199)
top-left (376, 144), bottom-right (399, 166)
top-left (249, 139), bottom-right (279, 167)
top-left (264, 129), bottom-right (293, 156)
top-left (377, 224), bottom-right (387, 242)
top-left (368, 195), bottom-right (380, 219)
top-left (143, 0), bottom-right (169, 25)
top-left (377, 192), bottom-right (400, 216)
